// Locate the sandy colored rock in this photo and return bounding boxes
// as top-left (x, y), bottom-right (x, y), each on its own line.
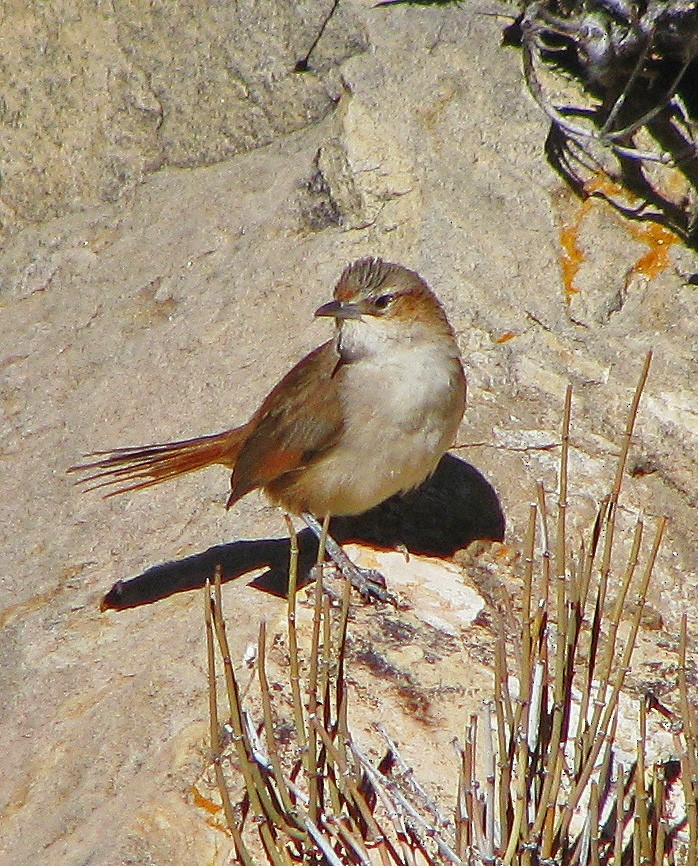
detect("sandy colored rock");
top-left (0, 0), bottom-right (365, 238)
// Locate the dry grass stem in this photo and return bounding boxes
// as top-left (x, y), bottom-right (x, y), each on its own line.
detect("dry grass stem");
top-left (201, 353), bottom-right (694, 864)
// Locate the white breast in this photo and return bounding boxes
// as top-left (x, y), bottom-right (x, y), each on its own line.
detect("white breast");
top-left (296, 320), bottom-right (465, 516)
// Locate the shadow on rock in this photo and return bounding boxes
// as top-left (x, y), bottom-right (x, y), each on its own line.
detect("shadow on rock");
top-left (101, 454), bottom-right (505, 611)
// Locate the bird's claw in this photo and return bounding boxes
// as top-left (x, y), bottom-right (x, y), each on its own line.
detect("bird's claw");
top-left (347, 565), bottom-right (389, 602)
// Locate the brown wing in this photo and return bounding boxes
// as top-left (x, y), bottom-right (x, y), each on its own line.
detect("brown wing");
top-left (227, 339), bottom-right (344, 507)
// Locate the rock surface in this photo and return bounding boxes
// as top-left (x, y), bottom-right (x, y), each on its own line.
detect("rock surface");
top-left (1, 1), bottom-right (696, 864)
top-left (0, 0), bottom-right (363, 236)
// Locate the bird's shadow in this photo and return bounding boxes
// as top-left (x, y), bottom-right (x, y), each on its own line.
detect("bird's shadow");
top-left (101, 454), bottom-right (505, 611)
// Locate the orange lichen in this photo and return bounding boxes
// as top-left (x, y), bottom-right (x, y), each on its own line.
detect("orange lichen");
top-left (559, 198), bottom-right (592, 302)
top-left (584, 174), bottom-right (628, 199)
top-left (191, 785), bottom-right (223, 816)
top-left (191, 786), bottom-right (231, 836)
top-left (584, 175), bottom-right (679, 279)
top-left (558, 173), bottom-right (679, 303)
top-left (626, 221), bottom-right (679, 281)
top-left (495, 331), bottom-right (518, 344)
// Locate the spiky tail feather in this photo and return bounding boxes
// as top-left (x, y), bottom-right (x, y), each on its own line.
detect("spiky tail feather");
top-left (69, 428), bottom-right (246, 496)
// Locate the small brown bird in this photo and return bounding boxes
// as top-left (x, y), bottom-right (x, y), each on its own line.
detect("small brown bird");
top-left (71, 258), bottom-right (466, 593)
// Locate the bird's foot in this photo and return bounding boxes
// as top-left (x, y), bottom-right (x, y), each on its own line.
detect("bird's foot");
top-left (301, 512), bottom-right (396, 604)
top-left (339, 561), bottom-right (388, 603)
top-left (316, 544), bottom-right (391, 603)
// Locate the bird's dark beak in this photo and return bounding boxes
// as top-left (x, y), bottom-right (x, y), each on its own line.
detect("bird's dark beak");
top-left (315, 300), bottom-right (363, 320)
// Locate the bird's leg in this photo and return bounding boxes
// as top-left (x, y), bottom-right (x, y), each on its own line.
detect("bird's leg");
top-left (317, 513), bottom-right (331, 565)
top-left (301, 512), bottom-right (390, 603)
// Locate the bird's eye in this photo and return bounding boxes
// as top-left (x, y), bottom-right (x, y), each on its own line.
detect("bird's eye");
top-left (373, 293), bottom-right (396, 311)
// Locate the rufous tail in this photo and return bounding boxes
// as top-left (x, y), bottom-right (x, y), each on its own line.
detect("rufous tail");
top-left (69, 427), bottom-right (247, 496)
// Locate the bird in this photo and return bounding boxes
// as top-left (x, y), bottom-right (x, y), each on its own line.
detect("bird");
top-left (70, 257), bottom-right (467, 598)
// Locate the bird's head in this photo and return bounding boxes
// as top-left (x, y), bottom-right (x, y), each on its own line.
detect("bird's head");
top-left (315, 258), bottom-right (457, 357)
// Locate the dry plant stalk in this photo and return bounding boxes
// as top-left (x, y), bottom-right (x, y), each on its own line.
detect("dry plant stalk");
top-left (514, 1), bottom-right (698, 244)
top-left (203, 351), bottom-right (696, 864)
